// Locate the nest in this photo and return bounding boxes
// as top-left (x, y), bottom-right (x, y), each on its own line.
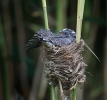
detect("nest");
top-left (43, 39), bottom-right (87, 90)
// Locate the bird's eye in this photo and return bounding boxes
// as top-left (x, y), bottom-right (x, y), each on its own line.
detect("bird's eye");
top-left (64, 32), bottom-right (67, 35)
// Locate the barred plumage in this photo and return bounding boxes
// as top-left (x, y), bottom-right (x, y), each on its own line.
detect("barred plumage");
top-left (26, 28), bottom-right (76, 50)
top-left (26, 28), bottom-right (86, 90)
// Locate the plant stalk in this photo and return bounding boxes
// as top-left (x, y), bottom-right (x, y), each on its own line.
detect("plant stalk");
top-left (76, 0), bottom-right (85, 43)
top-left (56, 0), bottom-right (67, 32)
top-left (50, 83), bottom-right (55, 100)
top-left (73, 0), bottom-right (85, 100)
top-left (72, 87), bottom-right (77, 100)
top-left (42, 0), bottom-right (55, 100)
top-left (42, 0), bottom-right (49, 30)
top-left (56, 0), bottom-right (63, 31)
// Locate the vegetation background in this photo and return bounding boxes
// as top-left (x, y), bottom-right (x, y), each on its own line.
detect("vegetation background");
top-left (0, 0), bottom-right (106, 100)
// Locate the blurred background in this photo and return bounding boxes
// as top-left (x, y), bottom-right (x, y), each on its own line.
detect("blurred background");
top-left (0, 0), bottom-right (106, 100)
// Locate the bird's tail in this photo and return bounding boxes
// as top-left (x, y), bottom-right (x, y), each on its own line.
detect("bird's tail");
top-left (26, 36), bottom-right (41, 50)
top-left (26, 29), bottom-right (52, 50)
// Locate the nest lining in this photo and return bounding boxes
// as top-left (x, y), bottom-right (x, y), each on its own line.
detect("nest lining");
top-left (43, 39), bottom-right (87, 90)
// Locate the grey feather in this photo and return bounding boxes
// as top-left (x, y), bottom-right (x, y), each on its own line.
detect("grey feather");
top-left (26, 28), bottom-right (76, 50)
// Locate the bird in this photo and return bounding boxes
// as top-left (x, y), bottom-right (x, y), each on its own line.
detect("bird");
top-left (26, 28), bottom-right (76, 50)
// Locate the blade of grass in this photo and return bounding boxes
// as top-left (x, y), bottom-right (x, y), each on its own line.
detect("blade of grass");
top-left (42, 0), bottom-right (55, 100)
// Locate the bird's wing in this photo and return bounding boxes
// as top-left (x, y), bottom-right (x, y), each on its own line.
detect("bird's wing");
top-left (50, 37), bottom-right (74, 46)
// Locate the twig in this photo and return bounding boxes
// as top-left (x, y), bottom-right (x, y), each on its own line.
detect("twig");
top-left (84, 43), bottom-right (100, 62)
top-left (59, 79), bottom-right (63, 95)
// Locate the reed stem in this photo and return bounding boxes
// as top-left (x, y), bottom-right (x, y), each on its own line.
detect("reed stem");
top-left (50, 83), bottom-right (55, 100)
top-left (76, 0), bottom-right (85, 43)
top-left (56, 0), bottom-right (63, 31)
top-left (42, 0), bottom-right (49, 30)
top-left (42, 0), bottom-right (55, 100)
top-left (72, 87), bottom-right (77, 100)
top-left (73, 0), bottom-right (85, 100)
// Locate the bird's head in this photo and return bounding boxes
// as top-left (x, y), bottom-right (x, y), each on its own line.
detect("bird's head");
top-left (59, 28), bottom-right (76, 38)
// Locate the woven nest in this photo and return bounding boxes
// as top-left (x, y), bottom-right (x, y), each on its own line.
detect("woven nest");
top-left (43, 39), bottom-right (87, 90)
